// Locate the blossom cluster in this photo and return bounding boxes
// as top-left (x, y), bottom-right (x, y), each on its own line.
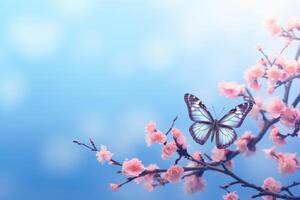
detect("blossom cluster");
top-left (75, 16), bottom-right (300, 199)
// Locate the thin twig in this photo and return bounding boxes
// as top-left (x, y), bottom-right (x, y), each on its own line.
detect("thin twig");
top-left (283, 44), bottom-right (300, 104)
top-left (73, 140), bottom-right (97, 151)
top-left (292, 93), bottom-right (300, 107)
top-left (165, 115), bottom-right (178, 136)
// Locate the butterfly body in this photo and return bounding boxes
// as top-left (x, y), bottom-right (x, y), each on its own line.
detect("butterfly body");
top-left (184, 93), bottom-right (253, 149)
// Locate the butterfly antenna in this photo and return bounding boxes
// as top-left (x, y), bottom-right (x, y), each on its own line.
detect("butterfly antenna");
top-left (212, 106), bottom-right (216, 119)
top-left (217, 107), bottom-right (225, 119)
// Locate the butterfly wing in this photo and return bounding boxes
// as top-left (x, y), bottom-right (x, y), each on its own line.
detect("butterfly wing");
top-left (218, 102), bottom-right (253, 128)
top-left (184, 93), bottom-right (213, 123)
top-left (189, 122), bottom-right (212, 145)
top-left (216, 126), bottom-right (237, 149)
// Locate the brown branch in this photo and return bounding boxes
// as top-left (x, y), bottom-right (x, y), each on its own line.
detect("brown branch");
top-left (281, 181), bottom-right (300, 196)
top-left (274, 75), bottom-right (300, 90)
top-left (73, 139), bottom-right (122, 166)
top-left (75, 127), bottom-right (300, 199)
top-left (73, 140), bottom-right (98, 151)
top-left (292, 93), bottom-right (300, 107)
top-left (206, 164), bottom-right (300, 200)
top-left (271, 43), bottom-right (290, 66)
top-left (258, 48), bottom-right (273, 66)
top-left (220, 181), bottom-right (240, 193)
top-left (165, 115), bottom-right (178, 136)
top-left (283, 44), bottom-right (300, 104)
top-left (279, 120), bottom-right (300, 139)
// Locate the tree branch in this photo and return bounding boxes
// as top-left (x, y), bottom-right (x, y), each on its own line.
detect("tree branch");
top-left (292, 93), bottom-right (300, 107)
top-left (283, 44), bottom-right (300, 104)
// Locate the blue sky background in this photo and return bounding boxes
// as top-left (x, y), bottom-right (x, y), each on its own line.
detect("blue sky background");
top-left (0, 0), bottom-right (300, 199)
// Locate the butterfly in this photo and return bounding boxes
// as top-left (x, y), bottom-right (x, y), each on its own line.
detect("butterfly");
top-left (184, 93), bottom-right (253, 149)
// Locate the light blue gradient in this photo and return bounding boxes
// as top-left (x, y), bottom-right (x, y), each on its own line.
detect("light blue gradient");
top-left (0, 0), bottom-right (299, 199)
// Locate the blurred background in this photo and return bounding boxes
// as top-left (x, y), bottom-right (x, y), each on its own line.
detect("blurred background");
top-left (0, 0), bottom-right (299, 199)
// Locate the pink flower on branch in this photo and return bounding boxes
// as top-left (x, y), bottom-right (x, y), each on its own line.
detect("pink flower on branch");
top-left (211, 147), bottom-right (228, 162)
top-left (223, 191), bottom-right (239, 200)
top-left (184, 175), bottom-right (206, 195)
top-left (264, 17), bottom-right (282, 37)
top-left (266, 97), bottom-right (286, 118)
top-left (96, 145), bottom-right (113, 164)
top-left (171, 128), bottom-right (187, 149)
top-left (218, 81), bottom-right (245, 98)
top-left (163, 165), bottom-right (184, 183)
top-left (269, 127), bottom-right (286, 146)
top-left (162, 142), bottom-right (177, 160)
top-left (122, 158), bottom-right (145, 177)
top-left (136, 164), bottom-right (160, 191)
top-left (110, 183), bottom-right (120, 191)
top-left (263, 146), bottom-right (276, 159)
top-left (280, 107), bottom-right (299, 127)
top-left (283, 59), bottom-right (298, 76)
top-left (211, 147), bottom-right (234, 169)
top-left (277, 152), bottom-right (299, 174)
top-left (286, 17), bottom-right (300, 31)
top-left (145, 130), bottom-right (167, 146)
top-left (262, 177), bottom-right (282, 200)
top-left (192, 151), bottom-right (203, 162)
top-left (186, 152), bottom-right (204, 168)
top-left (266, 66), bottom-right (286, 83)
top-left (235, 131), bottom-right (256, 156)
top-left (145, 121), bottom-right (157, 133)
top-left (244, 64), bottom-right (265, 91)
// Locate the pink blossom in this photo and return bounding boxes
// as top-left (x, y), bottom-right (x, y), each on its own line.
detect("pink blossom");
top-left (162, 142), bottom-right (177, 160)
top-left (275, 55), bottom-right (286, 67)
top-left (186, 152), bottom-right (204, 168)
top-left (283, 60), bottom-right (298, 76)
top-left (145, 121), bottom-right (157, 133)
top-left (235, 131), bottom-right (256, 156)
top-left (218, 81), bottom-right (245, 98)
top-left (171, 128), bottom-right (183, 139)
top-left (256, 43), bottom-right (262, 51)
top-left (280, 107), bottom-right (299, 127)
top-left (184, 175), bottom-right (206, 195)
top-left (164, 165), bottom-right (184, 183)
top-left (264, 17), bottom-right (282, 37)
top-left (223, 191), bottom-right (239, 200)
top-left (267, 82), bottom-right (275, 94)
top-left (269, 127), bottom-right (286, 146)
top-left (266, 97), bottom-right (286, 118)
top-left (266, 66), bottom-right (285, 83)
top-left (211, 147), bottom-right (228, 162)
top-left (263, 146), bottom-right (276, 159)
top-left (286, 17), bottom-right (300, 31)
top-left (244, 64), bottom-right (265, 90)
top-left (250, 96), bottom-right (264, 119)
top-left (122, 158), bottom-right (145, 176)
top-left (138, 164), bottom-right (159, 191)
top-left (110, 183), bottom-right (119, 191)
top-left (262, 177), bottom-right (282, 200)
top-left (258, 58), bottom-right (268, 65)
top-left (96, 145), bottom-right (113, 164)
top-left (277, 152), bottom-right (299, 174)
top-left (145, 130), bottom-right (167, 146)
top-left (171, 128), bottom-right (187, 149)
top-left (192, 151), bottom-right (203, 161)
